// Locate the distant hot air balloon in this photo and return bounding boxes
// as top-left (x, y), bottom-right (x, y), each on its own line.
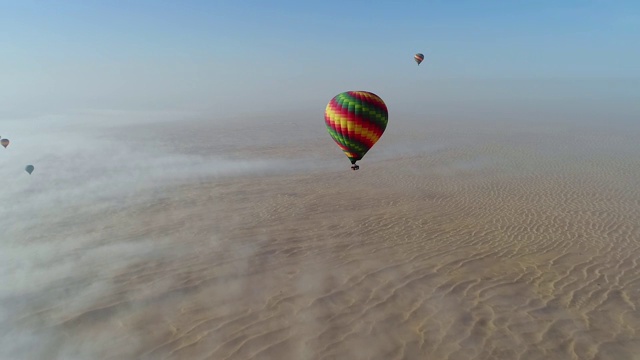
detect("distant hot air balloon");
top-left (25, 165), bottom-right (34, 175)
top-left (1, 139), bottom-right (8, 148)
top-left (325, 91), bottom-right (389, 170)
top-left (414, 53), bottom-right (424, 65)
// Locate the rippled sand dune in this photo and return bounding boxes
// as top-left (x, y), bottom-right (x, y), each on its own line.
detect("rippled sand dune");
top-left (2, 118), bottom-right (640, 359)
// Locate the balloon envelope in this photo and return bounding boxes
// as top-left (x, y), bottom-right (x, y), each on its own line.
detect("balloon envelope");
top-left (414, 53), bottom-right (424, 65)
top-left (25, 165), bottom-right (34, 174)
top-left (1, 139), bottom-right (8, 148)
top-left (324, 91), bottom-right (388, 165)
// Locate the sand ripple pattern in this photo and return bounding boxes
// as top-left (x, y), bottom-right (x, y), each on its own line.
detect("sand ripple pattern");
top-left (2, 120), bottom-right (640, 359)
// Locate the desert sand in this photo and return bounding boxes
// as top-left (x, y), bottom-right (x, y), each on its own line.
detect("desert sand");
top-left (2, 115), bottom-right (640, 359)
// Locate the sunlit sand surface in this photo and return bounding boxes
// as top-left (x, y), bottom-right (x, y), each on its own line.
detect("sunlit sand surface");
top-left (2, 116), bottom-right (640, 359)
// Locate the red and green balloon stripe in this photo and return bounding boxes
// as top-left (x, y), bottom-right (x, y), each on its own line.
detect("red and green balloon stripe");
top-left (329, 93), bottom-right (388, 138)
top-left (325, 125), bottom-right (370, 162)
top-left (334, 93), bottom-right (388, 131)
top-left (325, 91), bottom-right (389, 165)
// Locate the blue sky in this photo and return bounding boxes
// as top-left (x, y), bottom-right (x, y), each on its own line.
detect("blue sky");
top-left (1, 0), bottom-right (639, 118)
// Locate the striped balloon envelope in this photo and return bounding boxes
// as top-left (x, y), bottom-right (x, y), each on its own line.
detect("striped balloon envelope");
top-left (324, 91), bottom-right (388, 170)
top-left (414, 53), bottom-right (424, 65)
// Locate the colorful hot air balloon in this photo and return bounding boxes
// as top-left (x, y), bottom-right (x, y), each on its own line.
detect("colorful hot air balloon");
top-left (325, 91), bottom-right (388, 170)
top-left (414, 53), bottom-right (424, 65)
top-left (1, 139), bottom-right (9, 148)
top-left (25, 165), bottom-right (34, 175)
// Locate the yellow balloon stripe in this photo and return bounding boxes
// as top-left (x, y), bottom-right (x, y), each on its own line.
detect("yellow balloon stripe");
top-left (325, 106), bottom-right (382, 145)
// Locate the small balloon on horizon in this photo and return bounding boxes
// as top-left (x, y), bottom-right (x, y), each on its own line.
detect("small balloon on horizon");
top-left (25, 165), bottom-right (34, 175)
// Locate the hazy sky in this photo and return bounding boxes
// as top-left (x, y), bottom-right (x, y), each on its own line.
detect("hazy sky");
top-left (1, 0), bottom-right (639, 118)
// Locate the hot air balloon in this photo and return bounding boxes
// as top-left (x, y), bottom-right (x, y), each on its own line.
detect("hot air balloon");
top-left (1, 139), bottom-right (9, 148)
top-left (414, 53), bottom-right (424, 65)
top-left (25, 165), bottom-right (34, 175)
top-left (325, 91), bottom-right (388, 170)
